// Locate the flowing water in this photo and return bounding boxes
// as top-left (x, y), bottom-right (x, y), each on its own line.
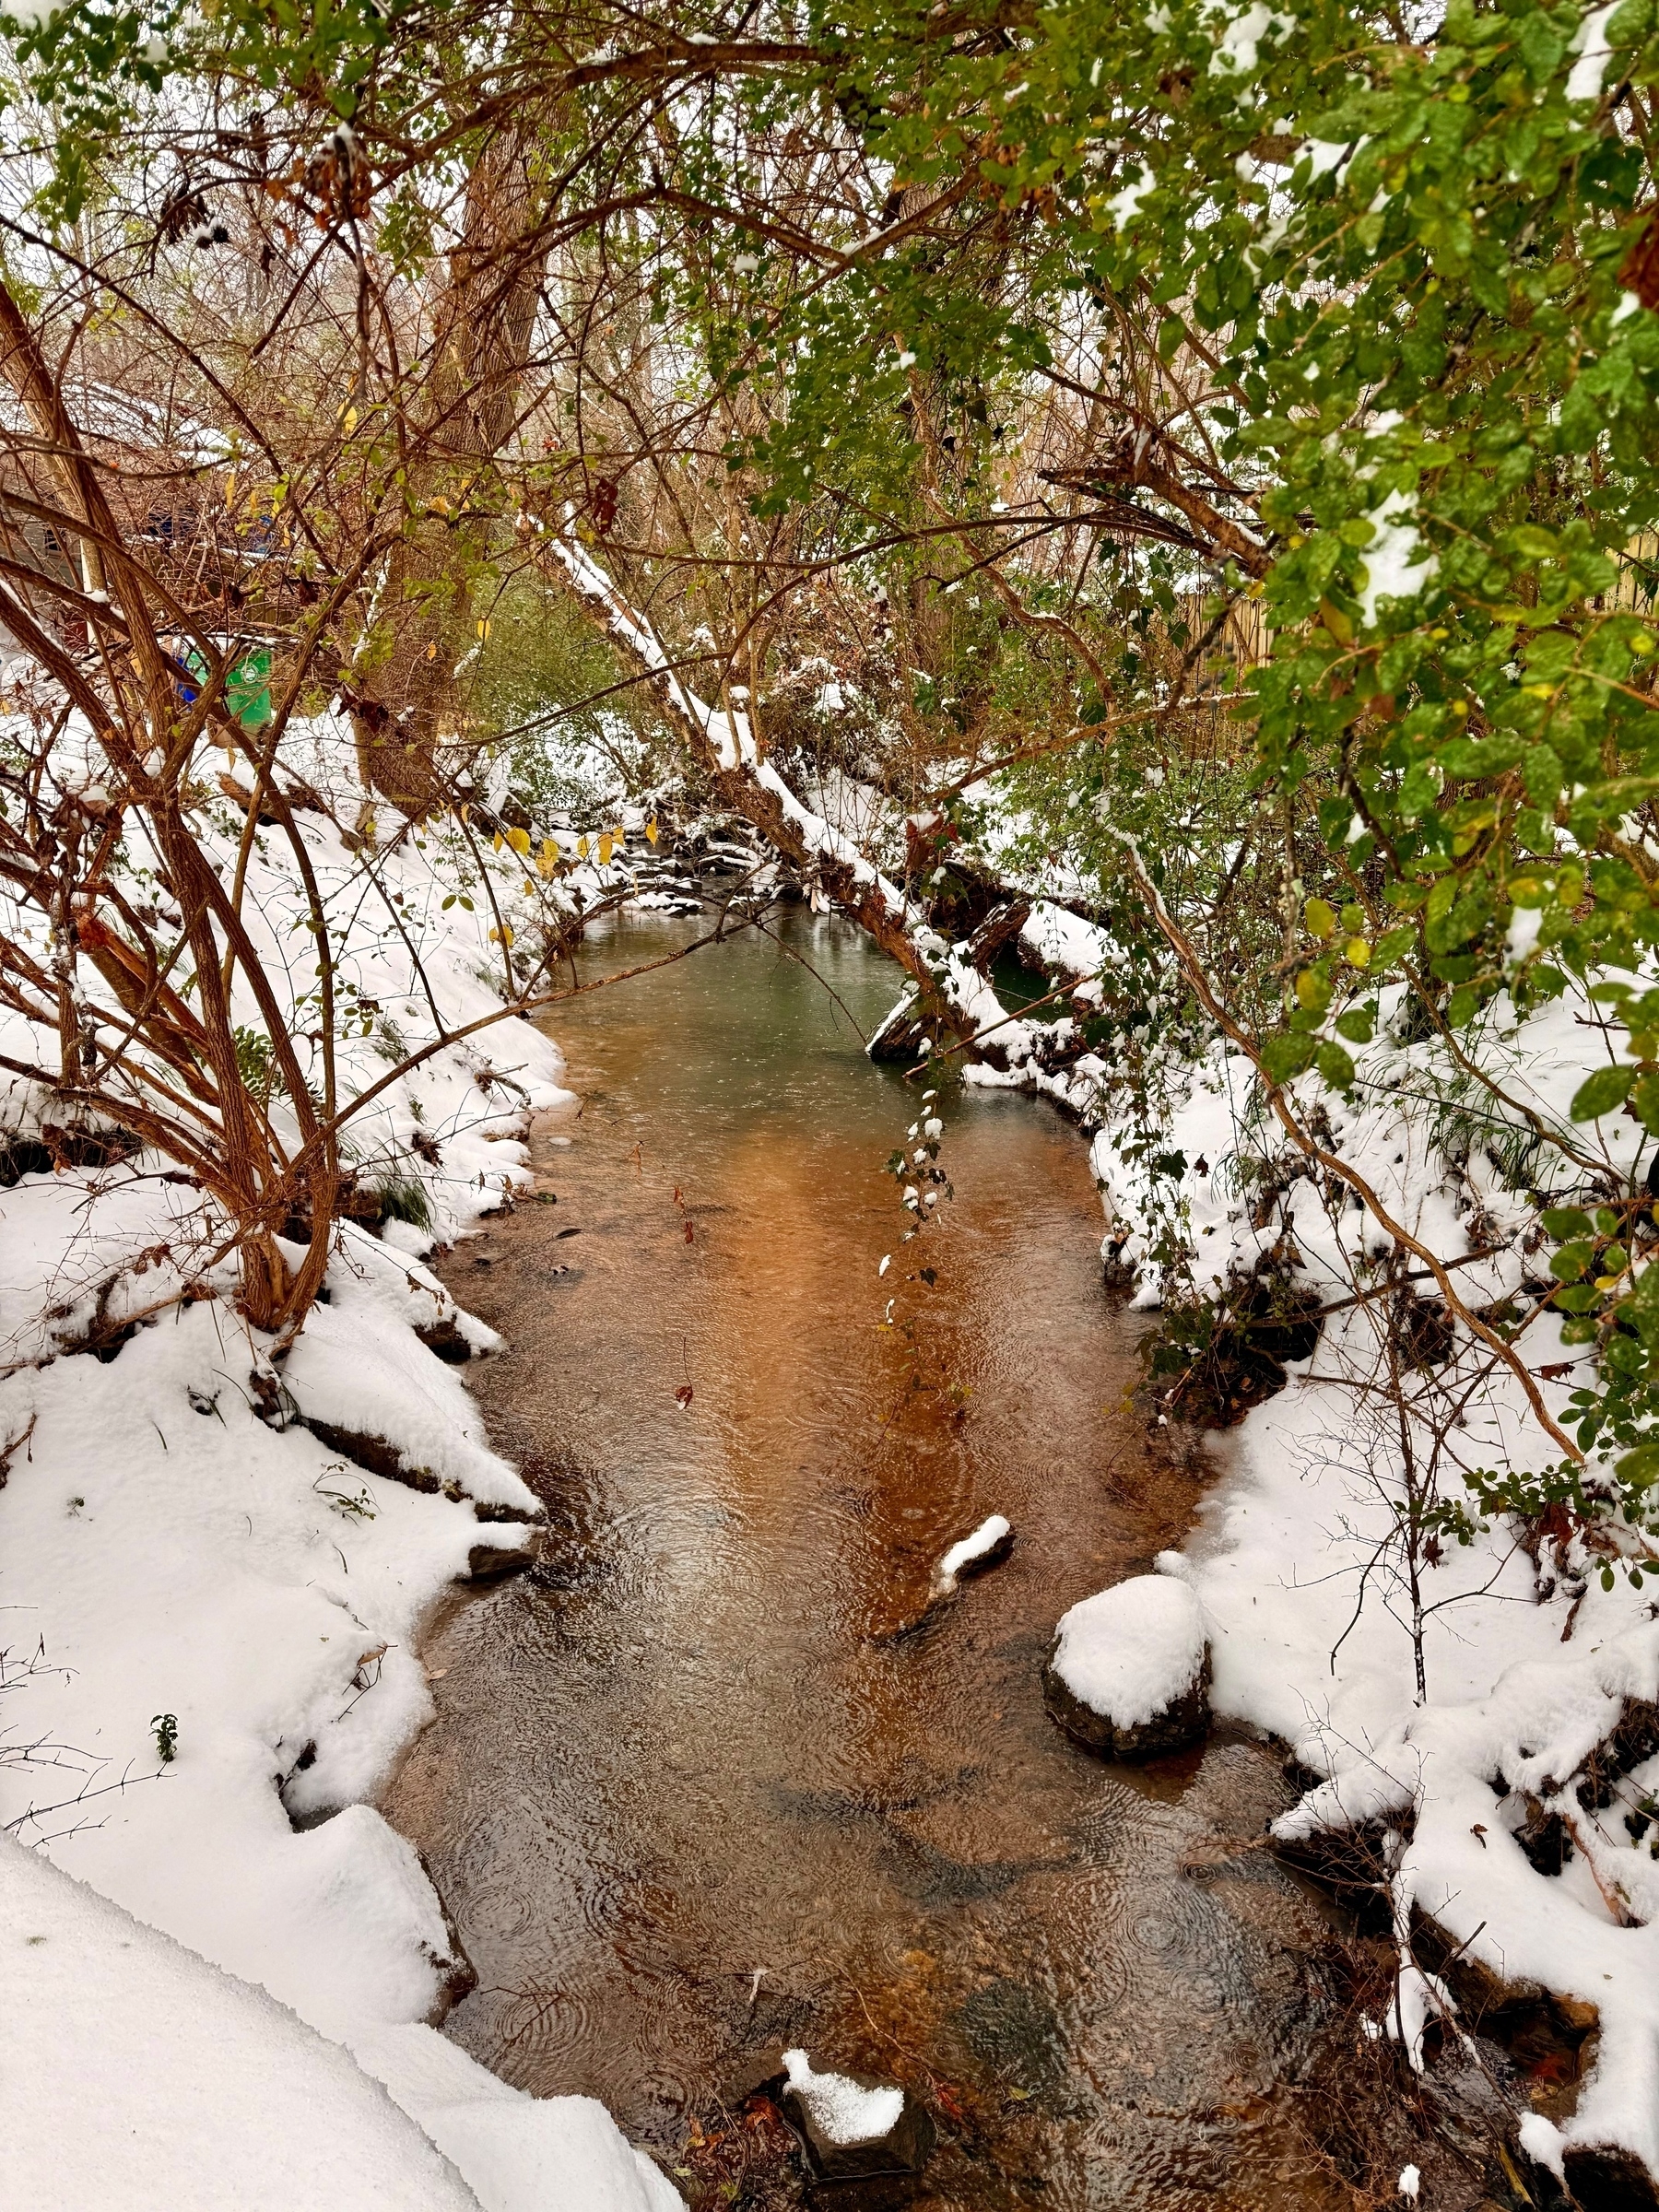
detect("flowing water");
top-left (385, 911), bottom-right (1350, 2210)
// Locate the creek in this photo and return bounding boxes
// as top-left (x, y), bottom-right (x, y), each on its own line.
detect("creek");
top-left (385, 909), bottom-right (1351, 2210)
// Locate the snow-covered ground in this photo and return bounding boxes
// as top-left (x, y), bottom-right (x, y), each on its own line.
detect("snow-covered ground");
top-left (1064, 969), bottom-right (1659, 2187)
top-left (0, 716), bottom-right (682, 2209)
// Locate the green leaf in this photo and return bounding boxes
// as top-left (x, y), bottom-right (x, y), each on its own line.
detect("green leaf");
top-left (1260, 1032), bottom-right (1317, 1084)
top-left (1371, 927), bottom-right (1417, 969)
top-left (1316, 1040), bottom-right (1356, 1089)
top-left (1335, 1006), bottom-right (1375, 1044)
top-left (1295, 966), bottom-right (1334, 1012)
top-left (1617, 1441), bottom-right (1659, 1490)
top-left (1506, 524), bottom-right (1559, 563)
top-left (1571, 1064), bottom-right (1639, 1121)
top-left (1399, 762), bottom-right (1441, 819)
top-left (1540, 1207), bottom-right (1594, 1239)
top-left (1522, 745), bottom-right (1563, 806)
top-left (1550, 1241), bottom-right (1596, 1281)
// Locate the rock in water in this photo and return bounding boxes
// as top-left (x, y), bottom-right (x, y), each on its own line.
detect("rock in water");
top-left (779, 2048), bottom-right (934, 2180)
top-left (1042, 1575), bottom-right (1210, 1759)
top-left (465, 1529), bottom-right (541, 1582)
top-left (930, 1512), bottom-right (1014, 1597)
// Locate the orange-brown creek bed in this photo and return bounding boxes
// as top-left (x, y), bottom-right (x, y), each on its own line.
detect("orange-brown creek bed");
top-left (384, 911), bottom-right (1350, 2210)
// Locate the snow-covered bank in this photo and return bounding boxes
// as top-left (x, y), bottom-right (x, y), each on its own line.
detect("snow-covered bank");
top-left (1077, 977), bottom-right (1659, 2192)
top-left (0, 717), bottom-right (682, 2208)
top-left (5, 1837), bottom-right (478, 2211)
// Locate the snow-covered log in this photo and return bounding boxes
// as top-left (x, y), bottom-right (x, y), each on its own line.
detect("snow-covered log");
top-left (546, 533), bottom-right (1016, 1062)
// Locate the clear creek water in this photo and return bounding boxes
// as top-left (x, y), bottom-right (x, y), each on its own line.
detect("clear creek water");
top-left (384, 911), bottom-right (1351, 2210)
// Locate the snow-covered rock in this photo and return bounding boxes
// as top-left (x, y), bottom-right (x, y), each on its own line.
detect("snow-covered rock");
top-left (779, 2048), bottom-right (933, 2180)
top-left (1043, 1574), bottom-right (1210, 1758)
top-left (930, 1512), bottom-right (1013, 1595)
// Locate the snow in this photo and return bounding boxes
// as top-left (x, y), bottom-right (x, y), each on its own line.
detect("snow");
top-left (1357, 488), bottom-right (1438, 627)
top-left (1206, 0), bottom-right (1295, 74)
top-left (1020, 901), bottom-right (1108, 1006)
top-left (1567, 0), bottom-right (1624, 102)
top-left (0, 712), bottom-right (679, 2210)
top-left (781, 2048), bottom-right (904, 2146)
top-left (3, 1835), bottom-right (478, 2211)
top-left (1050, 1575), bottom-right (1207, 1727)
top-left (1105, 164), bottom-right (1156, 229)
top-left (1519, 2112), bottom-right (1568, 2176)
top-left (3, 1834), bottom-right (682, 2212)
top-left (1397, 2167), bottom-right (1421, 2200)
top-left (357, 2024), bottom-right (683, 2212)
top-left (933, 1512), bottom-right (1011, 1593)
top-left (283, 1229), bottom-right (537, 1515)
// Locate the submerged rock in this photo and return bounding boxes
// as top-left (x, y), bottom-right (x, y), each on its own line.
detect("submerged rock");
top-left (778, 2048), bottom-right (934, 2181)
top-left (1042, 1575), bottom-right (1210, 1759)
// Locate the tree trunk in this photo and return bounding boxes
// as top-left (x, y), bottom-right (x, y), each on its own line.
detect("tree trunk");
top-left (353, 124), bottom-right (548, 813)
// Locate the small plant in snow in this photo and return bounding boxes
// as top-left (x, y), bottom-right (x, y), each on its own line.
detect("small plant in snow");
top-left (312, 1467), bottom-right (377, 1524)
top-left (150, 1712), bottom-right (178, 1764)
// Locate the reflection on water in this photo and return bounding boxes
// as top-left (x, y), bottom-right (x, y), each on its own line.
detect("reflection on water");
top-left (384, 912), bottom-right (1345, 2209)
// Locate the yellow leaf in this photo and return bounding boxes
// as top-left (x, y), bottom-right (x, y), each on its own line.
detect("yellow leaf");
top-left (598, 834), bottom-right (613, 865)
top-left (1346, 936), bottom-right (1371, 967)
top-left (507, 825), bottom-right (531, 856)
top-left (488, 924), bottom-right (514, 947)
top-left (426, 641), bottom-right (437, 661)
top-left (492, 830), bottom-right (504, 852)
top-left (645, 818), bottom-right (658, 846)
top-left (224, 472), bottom-right (237, 508)
top-left (1304, 898), bottom-right (1336, 940)
top-left (577, 834), bottom-right (589, 860)
top-left (477, 618), bottom-right (490, 639)
top-left (343, 406), bottom-right (358, 434)
top-left (523, 877), bottom-right (535, 895)
top-left (614, 823), bottom-right (625, 847)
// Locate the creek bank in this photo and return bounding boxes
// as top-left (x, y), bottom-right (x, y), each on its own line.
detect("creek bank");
top-left (1063, 968), bottom-right (1659, 2204)
top-left (0, 715), bottom-right (692, 2212)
